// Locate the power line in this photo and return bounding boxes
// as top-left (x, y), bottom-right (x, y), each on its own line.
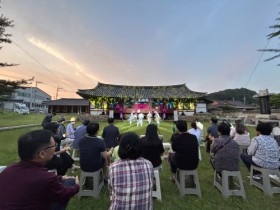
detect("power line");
top-left (10, 40), bottom-right (77, 94)
top-left (245, 18), bottom-right (280, 88)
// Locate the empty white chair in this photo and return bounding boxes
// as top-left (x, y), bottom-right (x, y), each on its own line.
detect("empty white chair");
top-left (78, 169), bottom-right (104, 198)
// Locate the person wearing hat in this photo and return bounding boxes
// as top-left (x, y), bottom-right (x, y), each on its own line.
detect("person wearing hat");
top-left (62, 117), bottom-right (76, 147)
top-left (108, 132), bottom-right (154, 210)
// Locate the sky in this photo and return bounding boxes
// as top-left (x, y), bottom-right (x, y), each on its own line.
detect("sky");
top-left (0, 0), bottom-right (280, 99)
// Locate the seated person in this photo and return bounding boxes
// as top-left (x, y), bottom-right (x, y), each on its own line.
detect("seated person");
top-left (140, 124), bottom-right (164, 168)
top-left (73, 119), bottom-right (90, 150)
top-left (188, 122), bottom-right (201, 144)
top-left (111, 134), bottom-right (122, 162)
top-left (44, 122), bottom-right (79, 175)
top-left (210, 122), bottom-right (239, 175)
top-left (240, 122), bottom-right (280, 176)
top-left (0, 130), bottom-right (79, 210)
top-left (233, 121), bottom-right (250, 146)
top-left (79, 122), bottom-right (113, 173)
top-left (109, 132), bottom-right (154, 210)
top-left (170, 120), bottom-right (199, 180)
top-left (206, 117), bottom-right (219, 153)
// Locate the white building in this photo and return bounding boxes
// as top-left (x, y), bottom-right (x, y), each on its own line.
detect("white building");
top-left (2, 87), bottom-right (51, 112)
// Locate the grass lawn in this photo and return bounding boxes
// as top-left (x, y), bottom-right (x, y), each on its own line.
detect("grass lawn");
top-left (0, 116), bottom-right (280, 210)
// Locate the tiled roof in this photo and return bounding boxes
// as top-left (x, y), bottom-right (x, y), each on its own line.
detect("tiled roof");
top-left (42, 98), bottom-right (89, 106)
top-left (76, 82), bottom-right (206, 99)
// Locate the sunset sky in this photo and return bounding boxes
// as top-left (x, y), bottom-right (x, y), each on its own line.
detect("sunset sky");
top-left (1, 0), bottom-right (279, 99)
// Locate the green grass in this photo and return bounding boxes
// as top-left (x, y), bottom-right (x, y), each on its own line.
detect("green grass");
top-left (0, 111), bottom-right (83, 127)
top-left (0, 119), bottom-right (280, 210)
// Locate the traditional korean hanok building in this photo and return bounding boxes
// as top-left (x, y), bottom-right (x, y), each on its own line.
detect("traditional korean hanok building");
top-left (77, 82), bottom-right (207, 119)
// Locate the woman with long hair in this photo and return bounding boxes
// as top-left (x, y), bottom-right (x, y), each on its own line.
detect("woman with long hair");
top-left (140, 124), bottom-right (164, 168)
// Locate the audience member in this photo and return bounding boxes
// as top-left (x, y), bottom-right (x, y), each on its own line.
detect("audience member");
top-left (206, 117), bottom-right (219, 153)
top-left (195, 118), bottom-right (204, 130)
top-left (233, 121), bottom-right (250, 146)
top-left (79, 122), bottom-right (113, 173)
top-left (272, 124), bottom-right (280, 146)
top-left (57, 116), bottom-right (67, 144)
top-left (62, 117), bottom-right (76, 146)
top-left (188, 122), bottom-right (201, 144)
top-left (44, 122), bottom-right (79, 175)
top-left (0, 130), bottom-right (79, 210)
top-left (102, 118), bottom-right (120, 148)
top-left (172, 120), bottom-right (178, 134)
top-left (210, 122), bottom-right (239, 176)
top-left (169, 120), bottom-right (199, 180)
top-left (73, 119), bottom-right (90, 150)
top-left (109, 132), bottom-right (154, 210)
top-left (111, 134), bottom-right (122, 162)
top-left (41, 112), bottom-right (56, 129)
top-left (240, 122), bottom-right (280, 178)
top-left (140, 124), bottom-right (164, 168)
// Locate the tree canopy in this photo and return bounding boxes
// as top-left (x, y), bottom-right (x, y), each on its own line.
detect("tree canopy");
top-left (206, 88), bottom-right (257, 104)
top-left (259, 17), bottom-right (280, 65)
top-left (0, 3), bottom-right (28, 100)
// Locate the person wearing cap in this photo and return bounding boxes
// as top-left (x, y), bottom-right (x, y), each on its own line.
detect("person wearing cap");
top-left (108, 132), bottom-right (154, 210)
top-left (62, 117), bottom-right (76, 147)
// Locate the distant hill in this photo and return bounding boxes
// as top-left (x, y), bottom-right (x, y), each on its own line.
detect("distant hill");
top-left (206, 88), bottom-right (257, 104)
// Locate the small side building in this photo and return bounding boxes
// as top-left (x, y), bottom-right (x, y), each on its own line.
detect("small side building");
top-left (43, 98), bottom-right (89, 114)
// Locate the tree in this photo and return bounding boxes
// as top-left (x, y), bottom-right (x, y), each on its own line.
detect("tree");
top-left (270, 94), bottom-right (280, 109)
top-left (259, 17), bottom-right (280, 65)
top-left (0, 2), bottom-right (28, 101)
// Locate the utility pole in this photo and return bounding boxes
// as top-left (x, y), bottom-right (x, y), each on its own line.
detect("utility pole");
top-left (56, 86), bottom-right (62, 100)
top-left (33, 81), bottom-right (43, 109)
top-left (29, 77), bottom-right (35, 109)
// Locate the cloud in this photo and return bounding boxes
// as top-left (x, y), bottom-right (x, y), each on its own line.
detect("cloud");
top-left (28, 37), bottom-right (73, 66)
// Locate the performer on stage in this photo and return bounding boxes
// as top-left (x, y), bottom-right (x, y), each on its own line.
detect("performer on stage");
top-left (147, 111), bottom-right (152, 124)
top-left (128, 111), bottom-right (135, 125)
top-left (137, 111), bottom-right (144, 127)
top-left (155, 111), bottom-right (161, 126)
